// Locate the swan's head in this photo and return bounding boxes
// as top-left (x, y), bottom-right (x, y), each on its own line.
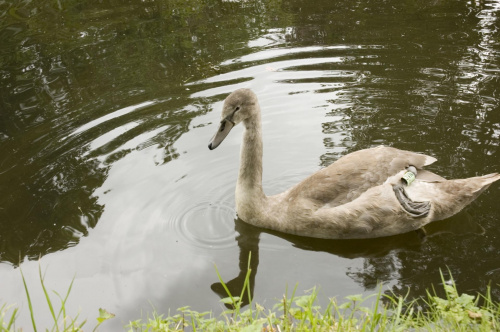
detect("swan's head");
top-left (208, 89), bottom-right (258, 150)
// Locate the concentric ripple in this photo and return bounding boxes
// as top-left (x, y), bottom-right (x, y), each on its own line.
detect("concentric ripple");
top-left (173, 185), bottom-right (237, 250)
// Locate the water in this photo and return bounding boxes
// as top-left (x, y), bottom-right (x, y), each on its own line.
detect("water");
top-left (1, 0), bottom-right (499, 328)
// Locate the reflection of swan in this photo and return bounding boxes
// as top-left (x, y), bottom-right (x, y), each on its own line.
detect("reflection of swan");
top-left (208, 89), bottom-right (500, 239)
top-left (211, 211), bottom-right (481, 307)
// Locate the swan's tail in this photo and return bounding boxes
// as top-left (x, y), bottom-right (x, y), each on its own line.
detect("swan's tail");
top-left (431, 173), bottom-right (500, 221)
top-left (475, 172), bottom-right (500, 187)
top-left (469, 173), bottom-right (500, 197)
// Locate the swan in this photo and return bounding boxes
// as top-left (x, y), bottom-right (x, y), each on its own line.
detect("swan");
top-left (208, 89), bottom-right (500, 239)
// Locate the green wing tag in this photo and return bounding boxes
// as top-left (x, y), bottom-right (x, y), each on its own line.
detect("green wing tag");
top-left (402, 171), bottom-right (416, 186)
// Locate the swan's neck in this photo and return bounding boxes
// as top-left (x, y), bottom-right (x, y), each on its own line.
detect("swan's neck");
top-left (235, 109), bottom-right (268, 222)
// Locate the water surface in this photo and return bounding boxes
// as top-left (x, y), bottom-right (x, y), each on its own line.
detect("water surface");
top-left (1, 0), bottom-right (499, 328)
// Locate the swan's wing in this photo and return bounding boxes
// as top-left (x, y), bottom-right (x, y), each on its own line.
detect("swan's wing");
top-left (416, 169), bottom-right (445, 182)
top-left (286, 146), bottom-right (438, 207)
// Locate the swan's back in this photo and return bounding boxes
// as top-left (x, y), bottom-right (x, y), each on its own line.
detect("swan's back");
top-left (285, 146), bottom-right (438, 208)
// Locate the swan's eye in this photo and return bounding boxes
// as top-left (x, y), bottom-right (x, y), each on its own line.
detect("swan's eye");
top-left (235, 106), bottom-right (240, 111)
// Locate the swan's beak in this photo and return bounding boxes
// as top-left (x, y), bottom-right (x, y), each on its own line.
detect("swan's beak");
top-left (208, 119), bottom-right (234, 150)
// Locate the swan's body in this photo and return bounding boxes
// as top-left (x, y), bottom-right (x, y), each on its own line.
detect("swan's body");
top-left (208, 89), bottom-right (500, 239)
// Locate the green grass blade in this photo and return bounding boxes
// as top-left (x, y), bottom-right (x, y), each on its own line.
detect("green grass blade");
top-left (213, 263), bottom-right (236, 308)
top-left (38, 265), bottom-right (58, 331)
top-left (54, 275), bottom-right (75, 326)
top-left (244, 251), bottom-right (253, 311)
top-left (77, 319), bottom-right (87, 331)
top-left (369, 287), bottom-right (382, 331)
top-left (7, 308), bottom-right (18, 330)
top-left (20, 268), bottom-right (37, 332)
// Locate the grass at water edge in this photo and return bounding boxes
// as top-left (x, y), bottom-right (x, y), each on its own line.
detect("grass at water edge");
top-left (1, 258), bottom-right (499, 331)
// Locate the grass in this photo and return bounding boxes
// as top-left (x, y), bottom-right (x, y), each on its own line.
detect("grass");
top-left (1, 265), bottom-right (114, 332)
top-left (126, 268), bottom-right (499, 332)
top-left (1, 257), bottom-right (499, 331)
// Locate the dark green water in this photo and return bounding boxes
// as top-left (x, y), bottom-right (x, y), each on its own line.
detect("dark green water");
top-left (1, 0), bottom-right (499, 328)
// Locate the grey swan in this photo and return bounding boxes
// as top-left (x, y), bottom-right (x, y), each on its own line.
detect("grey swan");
top-left (208, 89), bottom-right (500, 239)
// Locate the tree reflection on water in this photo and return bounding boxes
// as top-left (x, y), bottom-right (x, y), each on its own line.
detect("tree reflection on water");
top-left (0, 0), bottom-right (499, 310)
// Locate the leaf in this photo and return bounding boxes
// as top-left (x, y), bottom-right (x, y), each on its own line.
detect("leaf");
top-left (220, 296), bottom-right (239, 305)
top-left (240, 319), bottom-right (264, 332)
top-left (97, 308), bottom-right (115, 323)
top-left (339, 302), bottom-right (352, 310)
top-left (443, 285), bottom-right (457, 297)
top-left (295, 296), bottom-right (310, 308)
top-left (346, 294), bottom-right (363, 302)
top-left (456, 294), bottom-right (475, 306)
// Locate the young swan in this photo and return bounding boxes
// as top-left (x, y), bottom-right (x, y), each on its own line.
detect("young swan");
top-left (208, 89), bottom-right (500, 239)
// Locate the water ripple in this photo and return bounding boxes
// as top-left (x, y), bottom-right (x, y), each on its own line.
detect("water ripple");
top-left (166, 180), bottom-right (237, 250)
top-left (69, 100), bottom-right (159, 136)
top-left (176, 200), bottom-right (236, 250)
top-left (220, 45), bottom-right (384, 65)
